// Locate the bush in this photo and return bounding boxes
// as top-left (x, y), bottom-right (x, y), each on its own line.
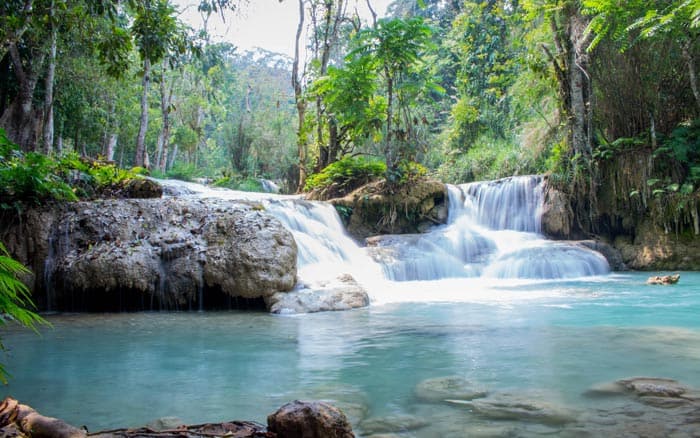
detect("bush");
top-left (0, 129), bottom-right (144, 210)
top-left (305, 155), bottom-right (386, 192)
top-left (165, 163), bottom-right (202, 181)
top-left (212, 175), bottom-right (265, 192)
top-left (435, 134), bottom-right (546, 184)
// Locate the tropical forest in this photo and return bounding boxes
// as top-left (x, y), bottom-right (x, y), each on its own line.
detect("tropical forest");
top-left (0, 0), bottom-right (699, 436)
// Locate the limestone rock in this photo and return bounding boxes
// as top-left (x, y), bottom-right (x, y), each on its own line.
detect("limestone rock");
top-left (646, 274), bottom-right (680, 285)
top-left (121, 178), bottom-right (163, 199)
top-left (329, 179), bottom-right (448, 239)
top-left (0, 398), bottom-right (86, 438)
top-left (144, 417), bottom-right (186, 431)
top-left (358, 414), bottom-right (430, 435)
top-left (585, 377), bottom-right (695, 408)
top-left (541, 184), bottom-right (574, 239)
top-left (4, 198), bottom-right (297, 311)
top-left (267, 400), bottom-right (355, 438)
top-left (613, 220), bottom-right (700, 270)
top-left (202, 210), bottom-right (297, 299)
top-left (414, 376), bottom-right (488, 403)
top-left (575, 240), bottom-right (627, 271)
top-left (267, 274), bottom-right (369, 314)
top-left (618, 377), bottom-right (689, 398)
top-left (450, 392), bottom-right (578, 426)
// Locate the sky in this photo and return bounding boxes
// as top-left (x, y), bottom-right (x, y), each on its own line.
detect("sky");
top-left (176, 0), bottom-right (393, 58)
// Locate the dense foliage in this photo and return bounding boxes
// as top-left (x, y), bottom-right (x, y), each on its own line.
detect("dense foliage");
top-left (0, 129), bottom-right (144, 211)
top-left (0, 0), bottom-right (698, 228)
top-left (304, 155), bottom-right (386, 193)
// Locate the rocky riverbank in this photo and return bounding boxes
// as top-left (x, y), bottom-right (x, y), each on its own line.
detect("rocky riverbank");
top-left (540, 179), bottom-right (700, 271)
top-left (1, 197), bottom-right (297, 312)
top-left (0, 399), bottom-right (355, 438)
top-left (5, 374), bottom-right (698, 437)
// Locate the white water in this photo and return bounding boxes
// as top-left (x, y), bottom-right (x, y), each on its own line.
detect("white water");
top-left (158, 176), bottom-right (610, 305)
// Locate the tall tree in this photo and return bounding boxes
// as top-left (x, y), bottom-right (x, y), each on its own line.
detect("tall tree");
top-left (292, 0), bottom-right (308, 191)
top-left (351, 17), bottom-right (437, 183)
top-left (131, 0), bottom-right (182, 167)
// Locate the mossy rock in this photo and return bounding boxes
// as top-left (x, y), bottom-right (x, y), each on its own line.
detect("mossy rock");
top-left (330, 179), bottom-right (448, 239)
top-left (120, 178), bottom-right (163, 199)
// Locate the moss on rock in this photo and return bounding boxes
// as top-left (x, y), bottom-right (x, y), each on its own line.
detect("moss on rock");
top-left (327, 179), bottom-right (448, 239)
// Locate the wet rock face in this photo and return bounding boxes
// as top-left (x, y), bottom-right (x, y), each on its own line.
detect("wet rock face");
top-left (328, 179), bottom-right (448, 239)
top-left (267, 274), bottom-right (369, 314)
top-left (3, 198), bottom-right (297, 311)
top-left (614, 219), bottom-right (700, 270)
top-left (540, 184), bottom-right (574, 239)
top-left (267, 400), bottom-right (355, 438)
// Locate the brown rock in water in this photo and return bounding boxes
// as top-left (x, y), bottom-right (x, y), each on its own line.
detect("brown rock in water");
top-left (267, 400), bottom-right (355, 438)
top-left (646, 274), bottom-right (680, 285)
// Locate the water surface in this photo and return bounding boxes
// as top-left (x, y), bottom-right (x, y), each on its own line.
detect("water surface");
top-left (2, 272), bottom-right (699, 435)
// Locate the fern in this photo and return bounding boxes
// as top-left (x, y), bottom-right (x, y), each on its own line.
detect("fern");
top-left (0, 242), bottom-right (49, 384)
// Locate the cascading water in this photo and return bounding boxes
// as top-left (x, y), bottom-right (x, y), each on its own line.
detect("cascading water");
top-left (374, 176), bottom-right (609, 282)
top-left (158, 175), bottom-right (609, 304)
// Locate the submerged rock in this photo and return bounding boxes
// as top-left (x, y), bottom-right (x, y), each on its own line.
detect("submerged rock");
top-left (267, 274), bottom-right (369, 314)
top-left (448, 392), bottom-right (578, 426)
top-left (584, 376), bottom-right (700, 414)
top-left (267, 400), bottom-right (355, 438)
top-left (414, 376), bottom-right (488, 403)
top-left (358, 414), bottom-right (430, 435)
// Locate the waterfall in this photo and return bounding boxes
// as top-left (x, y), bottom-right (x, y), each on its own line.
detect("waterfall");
top-left (373, 176), bottom-right (609, 281)
top-left (157, 176), bottom-right (609, 294)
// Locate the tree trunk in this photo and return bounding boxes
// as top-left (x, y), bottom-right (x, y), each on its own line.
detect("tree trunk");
top-left (568, 9), bottom-right (592, 160)
top-left (0, 43), bottom-right (45, 151)
top-left (680, 38), bottom-right (700, 112)
top-left (154, 133), bottom-right (164, 169)
top-left (293, 0), bottom-right (308, 192)
top-left (106, 133), bottom-right (117, 161)
top-left (159, 60), bottom-right (174, 172)
top-left (385, 72), bottom-right (395, 174)
top-left (42, 0), bottom-right (57, 155)
top-left (135, 57), bottom-right (151, 167)
top-left (169, 143), bottom-right (178, 170)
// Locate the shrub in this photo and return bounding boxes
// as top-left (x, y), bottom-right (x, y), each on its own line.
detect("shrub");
top-left (213, 175), bottom-right (264, 192)
top-left (0, 129), bottom-right (144, 210)
top-left (305, 156), bottom-right (386, 192)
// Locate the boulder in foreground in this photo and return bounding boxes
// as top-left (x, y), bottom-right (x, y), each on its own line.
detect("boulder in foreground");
top-left (267, 400), bottom-right (355, 438)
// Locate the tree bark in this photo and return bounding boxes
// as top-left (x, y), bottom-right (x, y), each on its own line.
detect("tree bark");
top-left (568, 7), bottom-right (592, 159)
top-left (106, 133), bottom-right (117, 161)
top-left (293, 0), bottom-right (308, 192)
top-left (42, 0), bottom-right (57, 155)
top-left (680, 38), bottom-right (700, 112)
top-left (158, 60), bottom-right (174, 172)
top-left (135, 57), bottom-right (151, 167)
top-left (0, 42), bottom-right (45, 151)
